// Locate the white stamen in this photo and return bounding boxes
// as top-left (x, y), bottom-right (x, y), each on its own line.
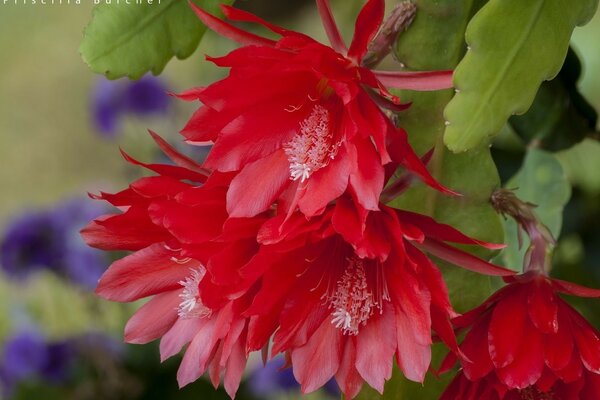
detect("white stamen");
top-left (284, 105), bottom-right (340, 182)
top-left (328, 258), bottom-right (381, 336)
top-left (177, 267), bottom-right (211, 319)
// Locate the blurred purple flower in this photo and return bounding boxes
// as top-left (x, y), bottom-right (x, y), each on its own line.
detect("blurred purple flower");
top-left (0, 198), bottom-right (108, 288)
top-left (0, 329), bottom-right (73, 396)
top-left (92, 75), bottom-right (170, 137)
top-left (248, 356), bottom-right (340, 398)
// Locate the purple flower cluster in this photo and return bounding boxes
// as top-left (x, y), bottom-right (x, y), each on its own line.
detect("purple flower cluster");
top-left (0, 329), bottom-right (123, 398)
top-left (1, 198), bottom-right (108, 288)
top-left (0, 330), bottom-right (73, 396)
top-left (248, 356), bottom-right (340, 398)
top-left (92, 75), bottom-right (170, 137)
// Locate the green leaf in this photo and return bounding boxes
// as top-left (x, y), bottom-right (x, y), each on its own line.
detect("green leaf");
top-left (509, 48), bottom-right (598, 151)
top-left (357, 1), bottom-right (503, 398)
top-left (497, 148), bottom-right (572, 270)
top-left (80, 0), bottom-right (233, 79)
top-left (443, 0), bottom-right (599, 152)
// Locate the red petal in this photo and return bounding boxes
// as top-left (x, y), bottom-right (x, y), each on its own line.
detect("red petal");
top-left (148, 130), bottom-right (209, 175)
top-left (226, 150), bottom-right (289, 217)
top-left (355, 302), bottom-right (396, 393)
top-left (124, 291), bottom-right (180, 344)
top-left (496, 322), bottom-right (545, 389)
top-left (488, 286), bottom-right (528, 368)
top-left (544, 304), bottom-right (574, 371)
top-left (418, 238), bottom-right (515, 276)
top-left (348, 0), bottom-right (384, 62)
top-left (570, 307), bottom-right (600, 373)
top-left (527, 279), bottom-right (558, 334)
top-left (389, 266), bottom-right (432, 382)
top-left (336, 339), bottom-right (364, 399)
top-left (95, 244), bottom-right (198, 302)
top-left (387, 128), bottom-right (458, 195)
top-left (291, 322), bottom-right (342, 393)
top-left (461, 313), bottom-right (494, 381)
top-left (316, 0), bottom-right (348, 54)
top-left (552, 278), bottom-right (600, 298)
top-left (221, 5), bottom-right (305, 39)
top-left (120, 149), bottom-right (207, 182)
top-left (373, 70), bottom-right (454, 91)
top-left (188, 1), bottom-right (276, 47)
top-left (298, 146), bottom-right (351, 217)
top-left (348, 138), bottom-right (385, 212)
top-left (397, 210), bottom-right (505, 249)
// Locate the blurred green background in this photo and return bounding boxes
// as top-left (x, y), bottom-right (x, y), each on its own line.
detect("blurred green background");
top-left (0, 1), bottom-right (599, 399)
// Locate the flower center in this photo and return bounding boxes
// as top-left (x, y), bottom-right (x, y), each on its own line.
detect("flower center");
top-left (284, 105), bottom-right (340, 182)
top-left (177, 267), bottom-right (211, 319)
top-left (328, 257), bottom-right (388, 336)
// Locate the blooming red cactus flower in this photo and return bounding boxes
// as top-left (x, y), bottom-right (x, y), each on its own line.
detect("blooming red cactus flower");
top-left (81, 133), bottom-right (269, 398)
top-left (440, 272), bottom-right (600, 400)
top-left (180, 0), bottom-right (455, 219)
top-left (198, 197), bottom-right (512, 399)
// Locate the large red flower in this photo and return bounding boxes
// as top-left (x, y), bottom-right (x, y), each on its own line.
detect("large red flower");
top-left (180, 0), bottom-right (454, 219)
top-left (440, 272), bottom-right (600, 400)
top-left (81, 134), bottom-right (265, 398)
top-left (197, 197), bottom-right (513, 398)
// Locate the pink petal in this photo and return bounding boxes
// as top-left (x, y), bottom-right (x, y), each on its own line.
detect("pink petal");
top-left (227, 150), bottom-right (290, 217)
top-left (316, 0), bottom-right (348, 54)
top-left (188, 1), bottom-right (276, 47)
top-left (336, 339), bottom-right (364, 399)
top-left (291, 322), bottom-right (342, 393)
top-left (160, 318), bottom-right (203, 361)
top-left (348, 0), bottom-right (384, 62)
top-left (373, 70), bottom-right (454, 91)
top-left (177, 318), bottom-right (219, 387)
top-left (224, 338), bottom-right (247, 398)
top-left (124, 291), bottom-right (180, 344)
top-left (355, 302), bottom-right (396, 393)
top-left (96, 244), bottom-right (198, 302)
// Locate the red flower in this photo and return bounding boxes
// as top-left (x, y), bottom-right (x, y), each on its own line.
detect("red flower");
top-left (180, 0), bottom-right (454, 219)
top-left (203, 198), bottom-right (512, 398)
top-left (440, 272), bottom-right (600, 400)
top-left (81, 133), bottom-right (265, 398)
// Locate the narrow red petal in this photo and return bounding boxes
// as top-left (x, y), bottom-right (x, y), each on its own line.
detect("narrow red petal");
top-left (188, 1), bottom-right (276, 47)
top-left (552, 278), bottom-right (600, 298)
top-left (373, 70), bottom-right (454, 91)
top-left (417, 238), bottom-right (515, 276)
top-left (316, 0), bottom-right (348, 54)
top-left (348, 0), bottom-right (384, 62)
